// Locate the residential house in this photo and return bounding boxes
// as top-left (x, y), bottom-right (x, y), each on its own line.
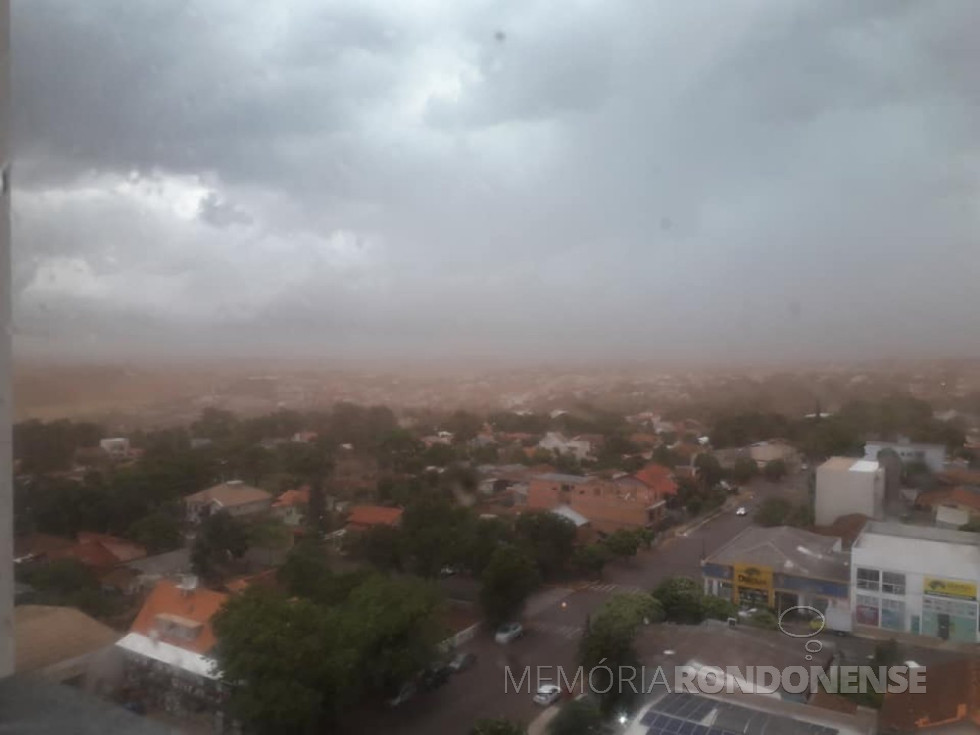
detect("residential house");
top-left (879, 657), bottom-right (980, 734)
top-left (332, 453), bottom-right (380, 497)
top-left (345, 505), bottom-right (403, 532)
top-left (915, 486), bottom-right (980, 528)
top-left (183, 480), bottom-right (273, 524)
top-left (272, 486), bottom-right (310, 527)
top-left (14, 533), bottom-right (74, 565)
top-left (528, 468), bottom-right (673, 534)
top-left (48, 532), bottom-right (146, 571)
top-left (15, 605), bottom-right (120, 690)
top-left (115, 577), bottom-right (229, 720)
top-left (749, 439), bottom-right (798, 469)
top-left (99, 438), bottom-right (131, 460)
top-left (537, 432), bottom-right (594, 461)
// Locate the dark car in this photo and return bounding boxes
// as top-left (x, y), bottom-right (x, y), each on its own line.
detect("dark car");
top-left (448, 651), bottom-right (477, 673)
top-left (421, 665), bottom-right (452, 690)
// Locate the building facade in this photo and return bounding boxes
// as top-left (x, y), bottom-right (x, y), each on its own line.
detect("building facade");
top-left (702, 526), bottom-right (851, 618)
top-left (850, 522), bottom-right (980, 643)
top-left (865, 440), bottom-right (946, 473)
top-left (814, 457), bottom-right (884, 526)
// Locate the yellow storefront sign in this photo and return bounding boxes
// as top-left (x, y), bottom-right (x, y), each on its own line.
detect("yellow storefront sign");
top-left (734, 564), bottom-right (772, 590)
top-left (924, 576), bottom-right (977, 601)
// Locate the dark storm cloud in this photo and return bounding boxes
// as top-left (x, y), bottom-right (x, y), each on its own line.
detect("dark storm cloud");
top-left (11, 0), bottom-right (980, 362)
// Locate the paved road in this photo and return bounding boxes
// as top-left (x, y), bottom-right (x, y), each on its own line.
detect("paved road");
top-left (353, 481), bottom-right (792, 735)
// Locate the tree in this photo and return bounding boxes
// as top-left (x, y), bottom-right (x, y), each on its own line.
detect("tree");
top-left (464, 516), bottom-right (516, 577)
top-left (694, 453), bottom-right (724, 490)
top-left (653, 577), bottom-right (705, 624)
top-left (515, 512), bottom-right (577, 578)
top-left (401, 497), bottom-right (471, 577)
top-left (573, 543), bottom-right (612, 578)
top-left (191, 511), bottom-right (249, 581)
top-left (754, 498), bottom-right (792, 527)
top-left (731, 457), bottom-right (758, 484)
top-left (602, 529), bottom-right (641, 560)
top-left (702, 595), bottom-right (738, 621)
top-left (126, 510), bottom-right (182, 554)
top-left (345, 575), bottom-right (446, 696)
top-left (214, 589), bottom-right (356, 733)
top-left (548, 698), bottom-right (603, 735)
top-left (579, 594), bottom-right (662, 714)
top-left (471, 719), bottom-right (526, 735)
top-left (763, 459), bottom-right (787, 482)
top-left (745, 609), bottom-right (779, 630)
top-left (349, 525), bottom-right (404, 572)
top-left (480, 545), bottom-right (540, 626)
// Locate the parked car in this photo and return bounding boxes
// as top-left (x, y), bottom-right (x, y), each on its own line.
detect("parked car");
top-left (495, 622), bottom-right (524, 644)
top-left (735, 506), bottom-right (747, 516)
top-left (421, 665), bottom-right (452, 690)
top-left (448, 651), bottom-right (477, 673)
top-left (386, 682), bottom-right (417, 708)
top-left (533, 683), bottom-right (562, 706)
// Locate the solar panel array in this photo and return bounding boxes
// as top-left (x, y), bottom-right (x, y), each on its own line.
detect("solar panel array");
top-left (639, 692), bottom-right (839, 735)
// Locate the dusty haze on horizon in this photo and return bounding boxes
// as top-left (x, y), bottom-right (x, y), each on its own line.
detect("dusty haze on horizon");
top-left (11, 1), bottom-right (980, 364)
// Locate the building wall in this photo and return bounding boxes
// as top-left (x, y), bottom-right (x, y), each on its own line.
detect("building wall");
top-left (815, 464), bottom-right (883, 525)
top-left (864, 442), bottom-right (946, 473)
top-left (749, 442), bottom-right (797, 467)
top-left (851, 538), bottom-right (980, 643)
top-left (0, 0), bottom-right (11, 679)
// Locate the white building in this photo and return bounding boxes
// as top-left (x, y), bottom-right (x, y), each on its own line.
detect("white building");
top-left (851, 522), bottom-right (980, 643)
top-left (99, 437), bottom-right (131, 459)
top-left (183, 480), bottom-right (273, 523)
top-left (748, 440), bottom-right (798, 469)
top-left (814, 457), bottom-right (884, 525)
top-left (864, 440), bottom-right (946, 473)
top-left (537, 432), bottom-right (593, 461)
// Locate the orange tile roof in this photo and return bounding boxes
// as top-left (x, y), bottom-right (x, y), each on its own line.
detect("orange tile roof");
top-left (225, 569), bottom-right (280, 595)
top-left (633, 463), bottom-right (678, 496)
top-left (129, 579), bottom-right (229, 654)
top-left (918, 486), bottom-right (980, 513)
top-left (273, 486), bottom-right (310, 508)
top-left (49, 533), bottom-right (146, 568)
top-left (346, 505), bottom-right (403, 528)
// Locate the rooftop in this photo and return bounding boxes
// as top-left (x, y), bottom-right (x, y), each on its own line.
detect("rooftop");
top-left (819, 457), bottom-right (879, 473)
top-left (272, 486), bottom-right (310, 507)
top-left (346, 504), bottom-right (404, 528)
top-left (859, 520), bottom-right (980, 546)
top-left (706, 525), bottom-right (849, 581)
top-left (627, 688), bottom-right (874, 735)
top-left (15, 605), bottom-right (119, 674)
top-left (129, 579), bottom-right (229, 654)
top-left (0, 676), bottom-right (174, 735)
top-left (184, 480), bottom-right (272, 507)
top-left (531, 472), bottom-right (590, 484)
top-left (550, 504), bottom-right (589, 527)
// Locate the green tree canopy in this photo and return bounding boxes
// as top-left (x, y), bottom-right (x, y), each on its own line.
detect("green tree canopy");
top-left (515, 512), bottom-right (577, 578)
top-left (652, 577), bottom-right (705, 624)
top-left (480, 545), bottom-right (540, 626)
top-left (548, 698), bottom-right (603, 735)
top-left (602, 529), bottom-right (641, 560)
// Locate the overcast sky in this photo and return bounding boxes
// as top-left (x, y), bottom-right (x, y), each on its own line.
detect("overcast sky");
top-left (11, 0), bottom-right (980, 364)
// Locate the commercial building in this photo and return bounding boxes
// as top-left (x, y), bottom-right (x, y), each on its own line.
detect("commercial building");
top-left (702, 526), bottom-right (851, 618)
top-left (815, 458), bottom-right (884, 526)
top-left (864, 440), bottom-right (946, 473)
top-left (850, 522), bottom-right (980, 643)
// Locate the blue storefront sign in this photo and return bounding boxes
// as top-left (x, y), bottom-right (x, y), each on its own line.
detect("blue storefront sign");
top-left (772, 572), bottom-right (848, 599)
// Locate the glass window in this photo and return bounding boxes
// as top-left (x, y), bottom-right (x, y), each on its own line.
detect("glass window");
top-left (856, 568), bottom-right (880, 592)
top-left (882, 571), bottom-right (906, 596)
top-left (856, 594), bottom-right (880, 626)
top-left (881, 598), bottom-right (905, 630)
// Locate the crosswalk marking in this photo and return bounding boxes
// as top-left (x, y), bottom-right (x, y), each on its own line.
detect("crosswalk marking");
top-left (580, 581), bottom-right (647, 595)
top-left (529, 622), bottom-right (583, 641)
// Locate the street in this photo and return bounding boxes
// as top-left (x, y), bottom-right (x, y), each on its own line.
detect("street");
top-left (354, 480), bottom-right (791, 734)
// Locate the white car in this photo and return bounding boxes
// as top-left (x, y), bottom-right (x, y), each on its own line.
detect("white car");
top-left (533, 683), bottom-right (562, 706)
top-left (495, 622), bottom-right (524, 644)
top-left (735, 506), bottom-right (747, 516)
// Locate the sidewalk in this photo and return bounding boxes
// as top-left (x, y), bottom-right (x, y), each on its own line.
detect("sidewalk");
top-left (527, 704), bottom-right (560, 735)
